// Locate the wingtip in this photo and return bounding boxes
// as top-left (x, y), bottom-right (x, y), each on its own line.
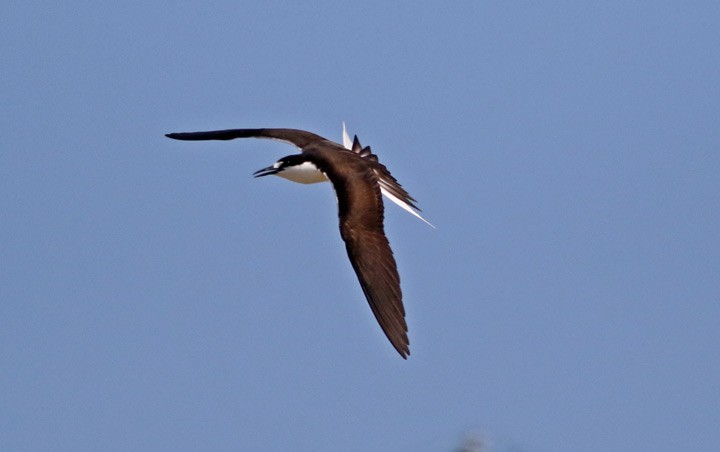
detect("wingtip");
top-left (395, 344), bottom-right (410, 359)
top-left (393, 336), bottom-right (410, 359)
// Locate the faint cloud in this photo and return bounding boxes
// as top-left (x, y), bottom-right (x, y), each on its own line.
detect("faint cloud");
top-left (455, 429), bottom-right (489, 452)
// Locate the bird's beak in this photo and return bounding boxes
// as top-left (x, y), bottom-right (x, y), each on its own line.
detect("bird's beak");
top-left (253, 165), bottom-right (280, 178)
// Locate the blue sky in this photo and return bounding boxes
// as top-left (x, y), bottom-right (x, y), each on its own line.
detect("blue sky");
top-left (2, 2), bottom-right (719, 451)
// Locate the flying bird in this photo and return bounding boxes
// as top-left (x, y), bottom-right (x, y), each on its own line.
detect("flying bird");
top-left (165, 126), bottom-right (429, 358)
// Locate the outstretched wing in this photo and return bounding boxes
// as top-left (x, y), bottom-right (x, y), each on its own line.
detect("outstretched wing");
top-left (342, 225), bottom-right (409, 358)
top-left (166, 128), bottom-right (327, 150)
top-left (308, 147), bottom-right (410, 358)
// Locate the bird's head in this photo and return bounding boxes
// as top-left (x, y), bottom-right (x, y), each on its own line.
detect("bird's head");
top-left (253, 155), bottom-right (328, 185)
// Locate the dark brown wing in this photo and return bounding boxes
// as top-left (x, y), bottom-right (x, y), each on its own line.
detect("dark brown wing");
top-left (307, 146), bottom-right (410, 358)
top-left (342, 225), bottom-right (409, 358)
top-left (165, 128), bottom-right (327, 149)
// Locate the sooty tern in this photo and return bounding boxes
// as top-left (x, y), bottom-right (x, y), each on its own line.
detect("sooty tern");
top-left (165, 126), bottom-right (429, 358)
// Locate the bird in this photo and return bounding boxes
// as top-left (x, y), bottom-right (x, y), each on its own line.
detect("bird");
top-left (165, 125), bottom-right (429, 358)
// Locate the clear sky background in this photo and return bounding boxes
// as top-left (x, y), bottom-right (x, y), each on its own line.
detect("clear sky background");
top-left (2, 2), bottom-right (719, 451)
